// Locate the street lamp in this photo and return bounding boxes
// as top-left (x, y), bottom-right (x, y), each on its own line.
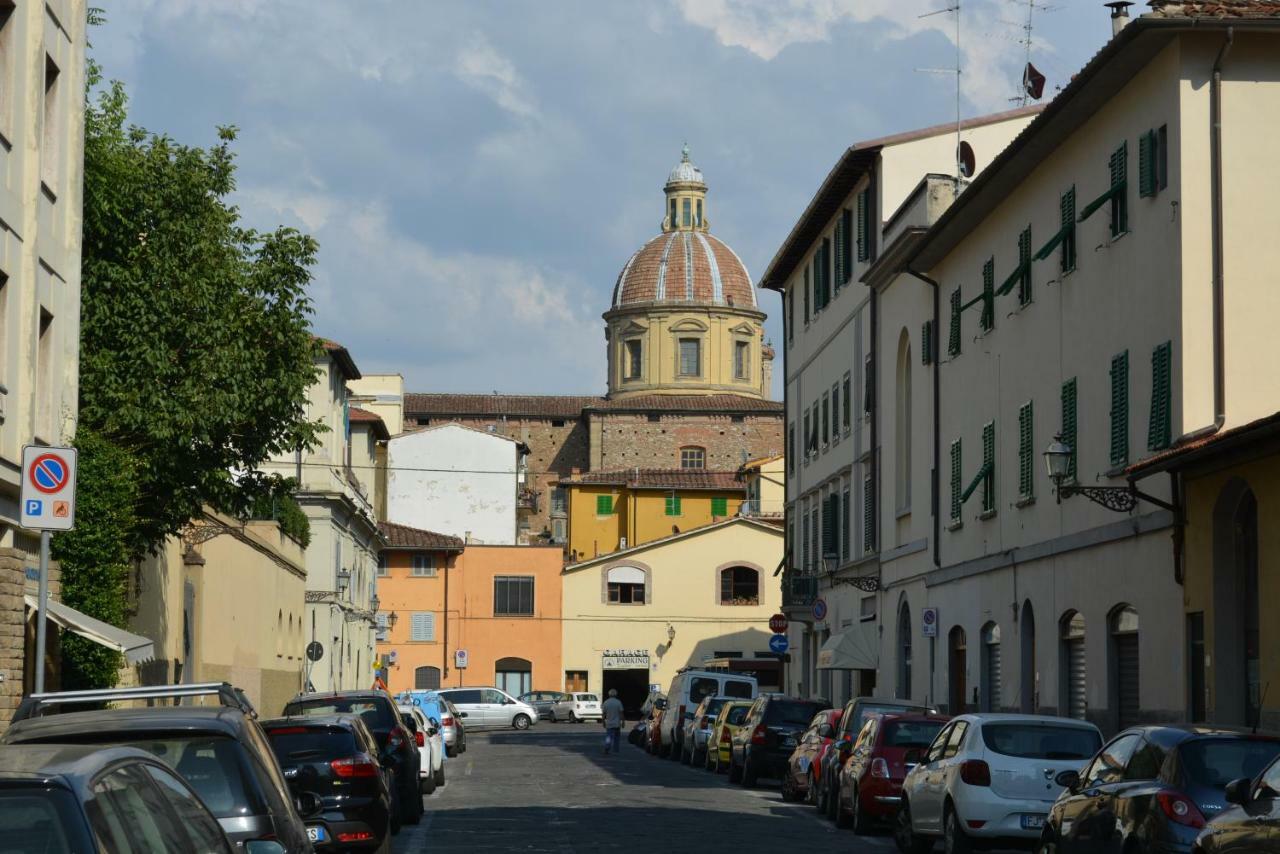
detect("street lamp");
top-left (336, 569), bottom-right (351, 595)
top-left (387, 611), bottom-right (399, 629)
top-left (666, 624), bottom-right (676, 643)
top-left (1043, 434), bottom-right (1176, 513)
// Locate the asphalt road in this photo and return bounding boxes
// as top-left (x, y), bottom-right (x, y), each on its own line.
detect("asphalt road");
top-left (391, 724), bottom-right (904, 853)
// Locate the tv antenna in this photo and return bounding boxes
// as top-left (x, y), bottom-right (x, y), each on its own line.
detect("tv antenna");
top-left (915, 2), bottom-right (963, 183)
top-left (1010, 0), bottom-right (1059, 106)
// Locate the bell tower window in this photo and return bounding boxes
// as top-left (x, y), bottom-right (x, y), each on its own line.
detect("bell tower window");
top-left (624, 339), bottom-right (643, 380)
top-left (669, 198), bottom-right (677, 231)
top-left (696, 199), bottom-right (703, 227)
top-left (682, 198), bottom-right (691, 227)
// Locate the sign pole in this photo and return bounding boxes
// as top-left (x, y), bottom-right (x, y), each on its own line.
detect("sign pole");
top-left (34, 530), bottom-right (50, 694)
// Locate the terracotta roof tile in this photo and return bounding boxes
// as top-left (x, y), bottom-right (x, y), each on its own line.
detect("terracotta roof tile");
top-left (1128, 409), bottom-right (1280, 475)
top-left (348, 407), bottom-right (390, 440)
top-left (560, 468), bottom-right (745, 491)
top-left (379, 521), bottom-right (464, 551)
top-left (612, 232), bottom-right (757, 309)
top-left (404, 394), bottom-right (603, 419)
top-left (588, 394), bottom-right (784, 413)
top-left (1148, 0), bottom-right (1280, 17)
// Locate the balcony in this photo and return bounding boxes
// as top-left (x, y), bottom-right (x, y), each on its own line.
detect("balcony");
top-left (517, 489), bottom-right (540, 511)
top-left (782, 573), bottom-right (818, 610)
top-left (737, 499), bottom-right (786, 519)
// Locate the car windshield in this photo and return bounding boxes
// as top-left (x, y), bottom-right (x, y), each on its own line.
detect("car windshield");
top-left (265, 726), bottom-right (358, 762)
top-left (701, 698), bottom-right (727, 717)
top-left (981, 723), bottom-right (1101, 760)
top-left (883, 720), bottom-right (947, 749)
top-left (723, 680), bottom-right (755, 699)
top-left (1181, 739), bottom-right (1280, 788)
top-left (726, 706), bottom-right (749, 726)
top-left (0, 788), bottom-right (88, 852)
top-left (765, 701), bottom-right (825, 727)
top-left (117, 735), bottom-right (264, 818)
top-left (858, 704), bottom-right (926, 731)
top-left (577, 695), bottom-right (598, 702)
top-left (284, 697), bottom-right (396, 734)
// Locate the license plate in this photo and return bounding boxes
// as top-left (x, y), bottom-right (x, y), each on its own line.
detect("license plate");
top-left (307, 826), bottom-right (328, 843)
top-left (781, 736), bottom-right (795, 746)
top-left (1021, 814), bottom-right (1046, 830)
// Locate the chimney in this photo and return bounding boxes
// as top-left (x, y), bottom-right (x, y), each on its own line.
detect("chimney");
top-left (1105, 2), bottom-right (1132, 37)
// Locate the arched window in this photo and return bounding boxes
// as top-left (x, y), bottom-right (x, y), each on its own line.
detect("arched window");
top-left (719, 566), bottom-right (759, 605)
top-left (1110, 605), bottom-right (1140, 730)
top-left (1060, 611), bottom-right (1087, 720)
top-left (415, 665), bottom-right (441, 690)
top-left (981, 622), bottom-right (1002, 712)
top-left (1020, 600), bottom-right (1036, 713)
top-left (949, 626), bottom-right (968, 714)
top-left (607, 565), bottom-right (647, 604)
top-left (680, 446), bottom-right (706, 470)
top-left (895, 328), bottom-right (912, 512)
top-left (496, 657), bottom-right (532, 697)
top-left (897, 599), bottom-right (912, 699)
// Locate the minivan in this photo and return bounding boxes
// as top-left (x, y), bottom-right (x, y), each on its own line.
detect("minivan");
top-left (657, 668), bottom-right (758, 759)
top-left (434, 687), bottom-right (539, 730)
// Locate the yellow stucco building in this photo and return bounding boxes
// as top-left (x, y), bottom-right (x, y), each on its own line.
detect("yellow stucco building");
top-left (561, 517), bottom-right (782, 712)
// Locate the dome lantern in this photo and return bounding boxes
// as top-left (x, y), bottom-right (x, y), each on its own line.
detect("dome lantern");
top-left (663, 143), bottom-right (708, 234)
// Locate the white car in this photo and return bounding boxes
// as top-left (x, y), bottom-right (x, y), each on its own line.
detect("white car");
top-left (553, 692), bottom-right (603, 722)
top-left (895, 713), bottom-right (1103, 853)
top-left (399, 703), bottom-right (445, 793)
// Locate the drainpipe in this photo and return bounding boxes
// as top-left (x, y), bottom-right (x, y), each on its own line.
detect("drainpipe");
top-left (443, 554), bottom-right (450, 683)
top-left (1178, 27), bottom-right (1232, 445)
top-left (905, 268), bottom-right (942, 571)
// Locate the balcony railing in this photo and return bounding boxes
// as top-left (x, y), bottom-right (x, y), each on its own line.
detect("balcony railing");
top-left (782, 573), bottom-right (818, 608)
top-left (737, 499), bottom-right (786, 519)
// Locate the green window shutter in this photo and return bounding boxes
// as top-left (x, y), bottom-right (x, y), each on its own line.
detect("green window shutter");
top-left (1018, 401), bottom-right (1034, 499)
top-left (1138, 130), bottom-right (1156, 198)
top-left (1018, 226), bottom-right (1033, 306)
top-left (982, 421), bottom-right (996, 513)
top-left (665, 494), bottom-right (682, 516)
top-left (863, 474), bottom-right (875, 552)
top-left (980, 258), bottom-right (995, 331)
top-left (1110, 351), bottom-right (1130, 467)
top-left (949, 439), bottom-right (962, 521)
top-left (833, 217), bottom-right (845, 289)
top-left (856, 189), bottom-right (870, 262)
top-left (948, 288), bottom-right (962, 356)
top-left (1061, 187), bottom-right (1077, 273)
top-left (823, 238), bottom-right (832, 305)
top-left (803, 267), bottom-right (810, 323)
top-left (1061, 378), bottom-right (1078, 480)
top-left (841, 487), bottom-right (851, 559)
top-left (596, 494), bottom-right (613, 515)
top-left (712, 496), bottom-right (728, 517)
top-left (841, 208), bottom-right (854, 284)
top-left (921, 320), bottom-right (934, 365)
top-left (1110, 141), bottom-right (1128, 237)
top-left (1148, 341), bottom-right (1173, 450)
top-left (822, 495), bottom-right (836, 556)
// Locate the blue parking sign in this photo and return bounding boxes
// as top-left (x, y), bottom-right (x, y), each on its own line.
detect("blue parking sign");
top-left (25, 499), bottom-right (41, 516)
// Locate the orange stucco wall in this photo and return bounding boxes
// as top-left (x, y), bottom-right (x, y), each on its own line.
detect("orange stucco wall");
top-left (376, 544), bottom-right (563, 694)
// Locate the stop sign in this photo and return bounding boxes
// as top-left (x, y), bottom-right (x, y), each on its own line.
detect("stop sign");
top-left (768, 613), bottom-right (788, 633)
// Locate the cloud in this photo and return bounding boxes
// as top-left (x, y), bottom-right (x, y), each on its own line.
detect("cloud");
top-left (455, 32), bottom-right (539, 118)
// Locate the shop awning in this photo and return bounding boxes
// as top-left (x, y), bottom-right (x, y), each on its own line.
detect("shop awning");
top-left (25, 595), bottom-right (155, 664)
top-left (817, 624), bottom-right (878, 671)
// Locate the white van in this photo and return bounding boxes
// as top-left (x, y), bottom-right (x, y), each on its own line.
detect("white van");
top-left (657, 668), bottom-right (758, 759)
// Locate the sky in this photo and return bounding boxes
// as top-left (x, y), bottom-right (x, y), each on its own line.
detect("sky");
top-left (92, 0), bottom-right (1115, 399)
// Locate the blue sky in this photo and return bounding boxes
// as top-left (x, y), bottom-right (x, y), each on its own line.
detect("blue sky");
top-left (93, 1), bottom-right (1113, 398)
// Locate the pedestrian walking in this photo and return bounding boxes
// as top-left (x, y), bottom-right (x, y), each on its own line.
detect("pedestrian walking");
top-left (601, 688), bottom-right (624, 755)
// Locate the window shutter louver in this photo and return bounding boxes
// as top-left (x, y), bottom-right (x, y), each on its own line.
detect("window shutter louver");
top-left (1061, 378), bottom-right (1078, 480)
top-left (822, 495), bottom-right (836, 556)
top-left (863, 474), bottom-right (875, 552)
top-left (596, 495), bottom-right (612, 515)
top-left (1138, 130), bottom-right (1156, 198)
top-left (841, 487), bottom-right (851, 559)
top-left (1061, 187), bottom-right (1077, 272)
top-left (411, 612), bottom-right (435, 642)
top-left (948, 288), bottom-right (962, 355)
top-left (980, 258), bottom-right (995, 331)
top-left (833, 217), bottom-right (845, 289)
top-left (712, 496), bottom-right (728, 517)
top-left (856, 189), bottom-right (869, 262)
top-left (1110, 142), bottom-right (1128, 236)
top-left (1148, 341), bottom-right (1172, 450)
top-left (1018, 226), bottom-right (1033, 306)
top-left (1018, 402), bottom-right (1034, 499)
top-left (803, 267), bottom-right (810, 323)
top-left (1110, 351), bottom-right (1130, 467)
top-left (982, 421), bottom-right (996, 513)
top-left (949, 439), bottom-right (962, 521)
top-left (921, 320), bottom-right (934, 365)
top-left (841, 208), bottom-right (854, 284)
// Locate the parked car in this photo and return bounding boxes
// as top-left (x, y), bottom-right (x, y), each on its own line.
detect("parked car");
top-left (0, 743), bottom-right (245, 853)
top-left (1193, 749), bottom-right (1280, 854)
top-left (780, 708), bottom-right (841, 803)
top-left (4, 683), bottom-right (315, 852)
top-left (835, 713), bottom-right (949, 833)
top-left (434, 686), bottom-right (539, 730)
top-left (282, 689), bottom-right (423, 827)
top-left (262, 715), bottom-right (395, 849)
top-left (817, 695), bottom-right (936, 820)
top-left (397, 691), bottom-right (467, 757)
top-left (398, 704), bottom-right (446, 792)
top-left (646, 702), bottom-right (668, 755)
top-left (706, 700), bottom-right (754, 773)
top-left (681, 695), bottom-right (732, 766)
top-left (518, 691), bottom-right (567, 721)
top-left (729, 695), bottom-right (828, 787)
top-left (1041, 725), bottom-right (1280, 854)
top-left (552, 692), bottom-right (603, 723)
top-left (896, 713), bottom-right (1103, 854)
top-left (658, 668), bottom-right (759, 760)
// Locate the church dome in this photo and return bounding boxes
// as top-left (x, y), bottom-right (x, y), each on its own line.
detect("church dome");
top-left (668, 144), bottom-right (705, 185)
top-left (611, 231), bottom-right (755, 309)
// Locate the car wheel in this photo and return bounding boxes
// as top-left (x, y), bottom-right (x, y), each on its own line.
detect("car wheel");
top-left (944, 804), bottom-right (973, 854)
top-left (781, 770), bottom-right (798, 802)
top-left (568, 711), bottom-right (577, 723)
top-left (421, 772), bottom-right (436, 796)
top-left (401, 780), bottom-right (423, 825)
top-left (446, 744), bottom-right (457, 758)
top-left (389, 784), bottom-right (402, 836)
top-left (728, 756), bottom-right (743, 783)
top-left (513, 714), bottom-right (531, 730)
top-left (851, 784), bottom-right (873, 835)
top-left (806, 769), bottom-right (818, 806)
top-left (741, 757), bottom-right (758, 788)
top-left (894, 801), bottom-right (932, 854)
top-left (434, 764), bottom-right (445, 787)
top-left (1036, 831), bottom-right (1059, 854)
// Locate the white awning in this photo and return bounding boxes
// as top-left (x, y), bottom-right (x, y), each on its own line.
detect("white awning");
top-left (817, 624), bottom-right (879, 671)
top-left (25, 595), bottom-right (156, 664)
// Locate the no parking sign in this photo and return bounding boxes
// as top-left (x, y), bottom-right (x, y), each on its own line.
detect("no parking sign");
top-left (20, 446), bottom-right (77, 531)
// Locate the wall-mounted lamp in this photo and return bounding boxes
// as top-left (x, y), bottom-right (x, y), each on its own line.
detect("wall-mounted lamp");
top-left (1044, 433), bottom-right (1175, 513)
top-left (336, 569), bottom-right (351, 595)
top-left (387, 611), bottom-right (399, 629)
top-left (666, 624), bottom-right (676, 643)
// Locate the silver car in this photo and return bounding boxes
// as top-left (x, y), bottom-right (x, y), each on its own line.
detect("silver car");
top-left (680, 696), bottom-right (731, 766)
top-left (435, 687), bottom-right (538, 730)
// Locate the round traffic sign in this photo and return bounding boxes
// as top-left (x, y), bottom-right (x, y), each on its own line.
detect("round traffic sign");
top-left (306, 641), bottom-right (324, 662)
top-left (812, 598), bottom-right (828, 622)
top-left (768, 634), bottom-right (790, 654)
top-left (768, 613), bottom-right (788, 634)
top-left (29, 453), bottom-right (69, 494)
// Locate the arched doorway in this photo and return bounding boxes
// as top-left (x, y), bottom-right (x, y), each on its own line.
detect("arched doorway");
top-left (1212, 480), bottom-right (1260, 727)
top-left (981, 622), bottom-right (1002, 712)
top-left (1060, 611), bottom-right (1087, 720)
top-left (1020, 600), bottom-right (1036, 713)
top-left (897, 599), bottom-right (913, 699)
top-left (415, 665), bottom-right (441, 690)
top-left (1110, 605), bottom-right (1140, 730)
top-left (495, 657), bottom-right (532, 697)
top-left (948, 626), bottom-right (967, 714)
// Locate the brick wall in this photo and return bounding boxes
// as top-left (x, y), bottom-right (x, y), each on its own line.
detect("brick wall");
top-left (592, 412), bottom-right (784, 471)
top-left (0, 547), bottom-right (60, 731)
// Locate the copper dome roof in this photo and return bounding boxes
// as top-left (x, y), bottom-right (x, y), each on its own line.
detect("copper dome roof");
top-left (611, 231), bottom-right (756, 310)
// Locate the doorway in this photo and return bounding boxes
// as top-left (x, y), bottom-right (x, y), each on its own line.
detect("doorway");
top-left (1212, 480), bottom-right (1261, 726)
top-left (948, 626), bottom-right (967, 714)
top-left (602, 668), bottom-right (650, 718)
top-left (565, 670), bottom-right (588, 692)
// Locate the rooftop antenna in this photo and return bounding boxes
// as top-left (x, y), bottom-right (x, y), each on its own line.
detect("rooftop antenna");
top-left (1010, 0), bottom-right (1059, 106)
top-left (916, 2), bottom-right (963, 184)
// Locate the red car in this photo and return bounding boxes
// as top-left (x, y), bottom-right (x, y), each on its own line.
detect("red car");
top-left (645, 704), bottom-right (666, 755)
top-left (781, 708), bottom-right (842, 803)
top-left (834, 712), bottom-right (949, 832)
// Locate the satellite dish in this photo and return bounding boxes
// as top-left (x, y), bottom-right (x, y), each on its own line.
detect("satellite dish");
top-left (1023, 62), bottom-right (1047, 100)
top-left (957, 141), bottom-right (976, 178)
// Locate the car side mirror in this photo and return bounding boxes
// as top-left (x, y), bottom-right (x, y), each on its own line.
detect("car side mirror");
top-left (245, 843), bottom-right (287, 854)
top-left (504, 699), bottom-right (514, 705)
top-left (429, 718), bottom-right (441, 728)
top-left (428, 727), bottom-right (439, 737)
top-left (838, 740), bottom-right (853, 755)
top-left (293, 791), bottom-right (324, 819)
top-left (817, 724), bottom-right (834, 739)
top-left (1225, 777), bottom-right (1252, 806)
top-left (1054, 770), bottom-right (1081, 791)
top-left (458, 711), bottom-right (468, 718)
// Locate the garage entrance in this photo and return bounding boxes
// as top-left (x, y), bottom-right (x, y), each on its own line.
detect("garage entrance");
top-left (602, 668), bottom-right (650, 719)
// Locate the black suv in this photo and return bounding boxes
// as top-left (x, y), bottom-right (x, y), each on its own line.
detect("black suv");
top-left (282, 689), bottom-right (422, 826)
top-left (729, 695), bottom-right (828, 787)
top-left (263, 715), bottom-right (394, 849)
top-left (4, 682), bottom-right (313, 852)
